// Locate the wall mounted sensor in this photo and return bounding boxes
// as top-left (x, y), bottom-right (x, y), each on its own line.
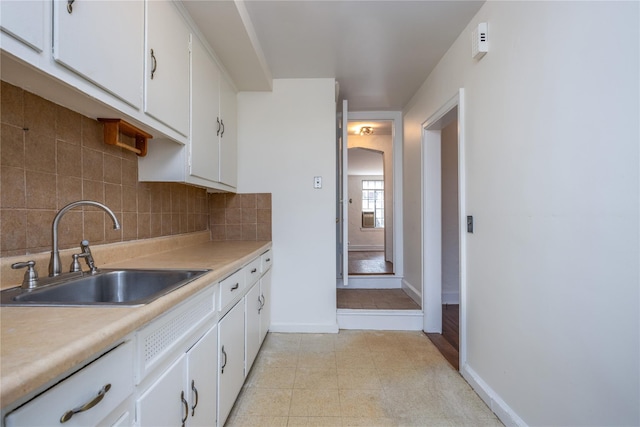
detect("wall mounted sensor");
top-left (471, 22), bottom-right (488, 59)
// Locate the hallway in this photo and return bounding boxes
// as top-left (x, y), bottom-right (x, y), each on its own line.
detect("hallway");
top-left (348, 251), bottom-right (393, 275)
top-left (226, 331), bottom-right (502, 426)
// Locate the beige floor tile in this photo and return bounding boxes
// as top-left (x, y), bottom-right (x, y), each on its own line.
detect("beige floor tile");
top-left (261, 333), bottom-right (302, 352)
top-left (337, 367), bottom-right (382, 390)
top-left (233, 388), bottom-right (292, 417)
top-left (300, 333), bottom-right (337, 352)
top-left (289, 389), bottom-right (341, 417)
top-left (254, 350), bottom-right (299, 368)
top-left (297, 351), bottom-right (337, 369)
top-left (371, 349), bottom-right (413, 370)
top-left (339, 389), bottom-right (388, 418)
top-left (341, 417), bottom-right (397, 426)
top-left (294, 367), bottom-right (339, 389)
top-left (377, 367), bottom-right (430, 390)
top-left (286, 416), bottom-right (342, 426)
top-left (336, 350), bottom-right (376, 370)
top-left (225, 414), bottom-right (288, 426)
top-left (246, 366), bottom-right (296, 389)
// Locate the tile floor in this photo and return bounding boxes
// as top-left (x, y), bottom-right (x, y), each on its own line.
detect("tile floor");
top-left (226, 331), bottom-right (502, 426)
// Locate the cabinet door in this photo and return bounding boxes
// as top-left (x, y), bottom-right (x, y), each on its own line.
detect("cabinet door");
top-left (145, 0), bottom-right (190, 136)
top-left (52, 0), bottom-right (143, 108)
top-left (245, 282), bottom-right (261, 372)
top-left (1, 0), bottom-right (45, 52)
top-left (187, 325), bottom-right (218, 427)
top-left (219, 76), bottom-right (237, 187)
top-left (136, 354), bottom-right (187, 427)
top-left (259, 269), bottom-right (272, 345)
top-left (218, 301), bottom-right (245, 427)
top-left (190, 36), bottom-right (220, 183)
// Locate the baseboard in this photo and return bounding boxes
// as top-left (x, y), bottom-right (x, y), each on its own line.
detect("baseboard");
top-left (461, 364), bottom-right (527, 427)
top-left (402, 279), bottom-right (421, 306)
top-left (269, 322), bottom-right (340, 333)
top-left (338, 276), bottom-right (402, 289)
top-left (442, 291), bottom-right (460, 305)
top-left (348, 246), bottom-right (384, 251)
top-left (337, 309), bottom-right (423, 330)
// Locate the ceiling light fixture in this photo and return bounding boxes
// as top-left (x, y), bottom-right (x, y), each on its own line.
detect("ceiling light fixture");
top-left (359, 126), bottom-right (373, 136)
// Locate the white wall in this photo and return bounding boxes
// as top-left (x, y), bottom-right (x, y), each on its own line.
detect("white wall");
top-left (441, 119), bottom-right (459, 304)
top-left (237, 78), bottom-right (338, 333)
top-left (404, 2), bottom-right (639, 426)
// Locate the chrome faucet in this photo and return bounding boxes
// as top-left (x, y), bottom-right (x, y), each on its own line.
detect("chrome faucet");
top-left (49, 200), bottom-right (120, 277)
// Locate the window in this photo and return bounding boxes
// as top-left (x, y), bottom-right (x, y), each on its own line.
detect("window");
top-left (362, 180), bottom-right (384, 228)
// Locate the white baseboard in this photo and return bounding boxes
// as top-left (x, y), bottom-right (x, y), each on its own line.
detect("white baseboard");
top-left (348, 246), bottom-right (384, 251)
top-left (337, 309), bottom-right (423, 330)
top-left (338, 276), bottom-right (402, 289)
top-left (402, 279), bottom-right (421, 306)
top-left (442, 291), bottom-right (460, 304)
top-left (269, 322), bottom-right (339, 333)
top-left (461, 364), bottom-right (527, 427)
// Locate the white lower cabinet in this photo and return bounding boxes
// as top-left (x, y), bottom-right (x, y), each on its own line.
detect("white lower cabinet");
top-left (217, 301), bottom-right (245, 427)
top-left (136, 325), bottom-right (218, 427)
top-left (3, 249), bottom-right (272, 427)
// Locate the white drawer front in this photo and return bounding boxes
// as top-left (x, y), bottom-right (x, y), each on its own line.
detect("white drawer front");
top-left (261, 249), bottom-right (273, 273)
top-left (245, 258), bottom-right (262, 287)
top-left (5, 340), bottom-right (134, 427)
top-left (219, 269), bottom-right (245, 313)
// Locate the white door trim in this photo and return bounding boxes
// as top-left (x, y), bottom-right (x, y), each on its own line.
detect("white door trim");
top-left (421, 89), bottom-right (467, 369)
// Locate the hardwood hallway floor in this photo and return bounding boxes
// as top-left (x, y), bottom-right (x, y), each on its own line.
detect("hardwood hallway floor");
top-left (426, 304), bottom-right (459, 370)
top-left (348, 251), bottom-right (393, 275)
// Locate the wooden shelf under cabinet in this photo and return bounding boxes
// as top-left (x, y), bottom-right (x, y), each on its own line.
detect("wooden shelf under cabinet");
top-left (98, 118), bottom-right (152, 156)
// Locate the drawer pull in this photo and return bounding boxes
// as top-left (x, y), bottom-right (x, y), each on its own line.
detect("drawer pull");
top-left (60, 383), bottom-right (111, 423)
top-left (191, 380), bottom-right (199, 416)
top-left (180, 391), bottom-right (188, 427)
top-left (251, 268), bottom-right (257, 274)
top-left (221, 346), bottom-right (227, 373)
top-left (266, 258), bottom-right (271, 262)
top-left (231, 283), bottom-right (239, 291)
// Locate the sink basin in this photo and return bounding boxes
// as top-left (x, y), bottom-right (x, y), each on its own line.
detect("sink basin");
top-left (0, 269), bottom-right (211, 306)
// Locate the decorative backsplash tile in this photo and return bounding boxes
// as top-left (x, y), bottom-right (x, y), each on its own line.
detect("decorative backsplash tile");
top-left (0, 81), bottom-right (272, 257)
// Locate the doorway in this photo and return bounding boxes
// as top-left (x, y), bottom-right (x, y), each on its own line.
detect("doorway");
top-left (422, 89), bottom-right (466, 369)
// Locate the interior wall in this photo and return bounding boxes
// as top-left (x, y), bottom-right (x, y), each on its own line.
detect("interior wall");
top-left (441, 118), bottom-right (459, 304)
top-left (403, 2), bottom-right (639, 425)
top-left (237, 78), bottom-right (338, 333)
top-left (347, 174), bottom-right (384, 250)
top-left (348, 133), bottom-right (393, 261)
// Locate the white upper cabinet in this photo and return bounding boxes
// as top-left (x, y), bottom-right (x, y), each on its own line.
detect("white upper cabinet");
top-left (190, 36), bottom-right (221, 183)
top-left (145, 0), bottom-right (190, 137)
top-left (219, 76), bottom-right (238, 188)
top-left (53, 0), bottom-right (144, 108)
top-left (1, 0), bottom-right (45, 52)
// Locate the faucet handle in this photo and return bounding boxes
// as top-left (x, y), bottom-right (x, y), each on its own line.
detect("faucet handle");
top-left (79, 240), bottom-right (97, 273)
top-left (11, 260), bottom-right (38, 289)
top-left (70, 253), bottom-right (91, 272)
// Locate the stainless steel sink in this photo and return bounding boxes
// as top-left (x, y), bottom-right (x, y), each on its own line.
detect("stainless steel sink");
top-left (0, 269), bottom-right (211, 306)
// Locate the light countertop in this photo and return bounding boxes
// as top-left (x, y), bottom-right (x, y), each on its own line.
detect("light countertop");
top-left (0, 239), bottom-right (271, 409)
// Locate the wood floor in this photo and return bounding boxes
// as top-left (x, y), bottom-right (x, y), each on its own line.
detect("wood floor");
top-left (337, 289), bottom-right (420, 310)
top-left (426, 304), bottom-right (459, 370)
top-left (348, 251), bottom-right (393, 275)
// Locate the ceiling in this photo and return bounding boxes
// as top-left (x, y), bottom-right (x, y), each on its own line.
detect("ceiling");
top-left (183, 0), bottom-right (484, 111)
top-left (349, 147), bottom-right (384, 176)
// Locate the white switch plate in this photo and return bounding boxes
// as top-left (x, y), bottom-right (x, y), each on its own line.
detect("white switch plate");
top-left (314, 176), bottom-right (322, 189)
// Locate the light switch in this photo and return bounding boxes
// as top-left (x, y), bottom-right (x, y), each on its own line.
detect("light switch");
top-left (314, 176), bottom-right (322, 189)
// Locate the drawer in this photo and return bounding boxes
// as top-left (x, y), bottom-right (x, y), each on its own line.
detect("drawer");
top-left (219, 269), bottom-right (245, 312)
top-left (245, 257), bottom-right (262, 287)
top-left (261, 249), bottom-right (273, 272)
top-left (5, 340), bottom-right (134, 427)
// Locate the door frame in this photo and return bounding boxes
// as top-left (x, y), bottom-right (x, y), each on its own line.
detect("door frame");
top-left (421, 89), bottom-right (467, 369)
top-left (347, 110), bottom-right (404, 278)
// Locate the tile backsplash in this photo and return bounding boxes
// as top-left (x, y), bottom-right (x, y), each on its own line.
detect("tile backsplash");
top-left (209, 193), bottom-right (271, 241)
top-left (0, 81), bottom-right (271, 257)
